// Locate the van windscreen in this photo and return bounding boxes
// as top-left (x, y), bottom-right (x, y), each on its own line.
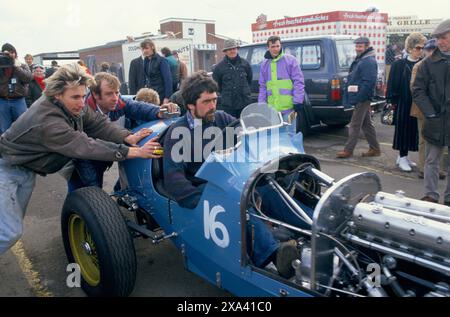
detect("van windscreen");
top-left (336, 40), bottom-right (357, 69)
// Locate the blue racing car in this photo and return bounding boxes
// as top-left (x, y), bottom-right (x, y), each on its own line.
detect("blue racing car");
top-left (61, 103), bottom-right (450, 297)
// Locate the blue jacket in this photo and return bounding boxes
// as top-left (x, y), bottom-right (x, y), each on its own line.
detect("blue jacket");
top-left (163, 111), bottom-right (235, 208)
top-left (85, 92), bottom-right (160, 124)
top-left (68, 93), bottom-right (161, 190)
top-left (346, 47), bottom-right (378, 105)
top-left (128, 54), bottom-right (173, 100)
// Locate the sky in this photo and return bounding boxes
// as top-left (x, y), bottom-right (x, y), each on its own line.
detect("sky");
top-left (1, 0), bottom-right (448, 61)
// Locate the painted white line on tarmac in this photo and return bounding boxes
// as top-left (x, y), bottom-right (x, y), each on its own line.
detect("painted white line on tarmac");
top-left (317, 156), bottom-right (416, 181)
top-left (11, 240), bottom-right (54, 297)
top-left (316, 133), bottom-right (393, 147)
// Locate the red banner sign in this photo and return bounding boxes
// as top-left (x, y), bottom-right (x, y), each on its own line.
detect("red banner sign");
top-left (252, 11), bottom-right (388, 31)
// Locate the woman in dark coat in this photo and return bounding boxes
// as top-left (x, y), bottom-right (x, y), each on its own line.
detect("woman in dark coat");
top-left (26, 65), bottom-right (45, 107)
top-left (387, 33), bottom-right (427, 172)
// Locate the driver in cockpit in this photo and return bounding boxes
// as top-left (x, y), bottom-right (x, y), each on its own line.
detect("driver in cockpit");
top-left (163, 71), bottom-right (300, 278)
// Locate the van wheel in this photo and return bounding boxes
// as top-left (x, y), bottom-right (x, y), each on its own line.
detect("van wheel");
top-left (61, 187), bottom-right (136, 297)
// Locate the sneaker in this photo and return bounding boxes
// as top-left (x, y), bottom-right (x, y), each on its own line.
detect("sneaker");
top-left (398, 156), bottom-right (412, 172)
top-left (421, 196), bottom-right (439, 203)
top-left (361, 149), bottom-right (381, 157)
top-left (407, 158), bottom-right (417, 167)
top-left (397, 156), bottom-right (417, 168)
top-left (276, 240), bottom-right (299, 279)
top-left (336, 150), bottom-right (352, 159)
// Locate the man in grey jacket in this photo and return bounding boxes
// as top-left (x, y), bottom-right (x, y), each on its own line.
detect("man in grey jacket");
top-left (0, 63), bottom-right (162, 255)
top-left (412, 19), bottom-right (450, 205)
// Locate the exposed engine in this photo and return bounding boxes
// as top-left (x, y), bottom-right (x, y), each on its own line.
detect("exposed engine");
top-left (246, 155), bottom-right (450, 297)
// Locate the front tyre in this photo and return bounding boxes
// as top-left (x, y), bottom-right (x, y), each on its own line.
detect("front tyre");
top-left (61, 187), bottom-right (136, 297)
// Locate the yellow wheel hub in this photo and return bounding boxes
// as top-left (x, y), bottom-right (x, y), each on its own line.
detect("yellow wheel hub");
top-left (68, 214), bottom-right (100, 287)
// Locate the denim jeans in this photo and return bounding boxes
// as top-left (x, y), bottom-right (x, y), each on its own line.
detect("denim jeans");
top-left (0, 159), bottom-right (36, 255)
top-left (68, 159), bottom-right (111, 192)
top-left (0, 97), bottom-right (28, 134)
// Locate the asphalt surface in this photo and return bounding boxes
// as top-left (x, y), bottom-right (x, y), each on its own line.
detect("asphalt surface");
top-left (0, 112), bottom-right (447, 297)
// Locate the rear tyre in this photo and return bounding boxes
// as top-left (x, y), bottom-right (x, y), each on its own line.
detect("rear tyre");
top-left (61, 187), bottom-right (136, 297)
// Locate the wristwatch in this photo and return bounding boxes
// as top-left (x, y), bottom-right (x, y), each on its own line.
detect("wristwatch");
top-left (426, 113), bottom-right (437, 118)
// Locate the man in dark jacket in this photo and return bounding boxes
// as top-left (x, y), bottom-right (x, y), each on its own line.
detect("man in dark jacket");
top-left (163, 72), bottom-right (235, 209)
top-left (213, 39), bottom-right (252, 118)
top-left (68, 72), bottom-right (179, 191)
top-left (0, 63), bottom-right (161, 255)
top-left (412, 19), bottom-right (450, 205)
top-left (0, 43), bottom-right (32, 133)
top-left (336, 37), bottom-right (381, 159)
top-left (128, 39), bottom-right (173, 104)
top-left (163, 71), bottom-right (300, 279)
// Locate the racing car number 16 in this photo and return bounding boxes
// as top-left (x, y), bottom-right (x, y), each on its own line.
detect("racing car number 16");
top-left (204, 201), bottom-right (230, 248)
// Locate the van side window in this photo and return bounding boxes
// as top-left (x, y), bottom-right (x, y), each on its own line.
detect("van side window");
top-left (285, 44), bottom-right (322, 70)
top-left (284, 45), bottom-right (301, 59)
top-left (301, 45), bottom-right (322, 70)
top-left (249, 47), bottom-right (267, 81)
top-left (250, 47), bottom-right (266, 65)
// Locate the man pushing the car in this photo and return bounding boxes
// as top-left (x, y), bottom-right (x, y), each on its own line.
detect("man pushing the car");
top-left (0, 63), bottom-right (162, 255)
top-left (163, 71), bottom-right (300, 278)
top-left (67, 72), bottom-right (179, 192)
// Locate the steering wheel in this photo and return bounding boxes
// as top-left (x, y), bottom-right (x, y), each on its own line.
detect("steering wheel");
top-left (240, 113), bottom-right (274, 130)
top-left (277, 163), bottom-right (321, 197)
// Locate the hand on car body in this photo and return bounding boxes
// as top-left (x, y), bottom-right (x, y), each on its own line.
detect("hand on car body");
top-left (125, 128), bottom-right (153, 146)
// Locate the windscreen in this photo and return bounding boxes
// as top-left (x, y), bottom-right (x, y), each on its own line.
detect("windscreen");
top-left (240, 103), bottom-right (282, 132)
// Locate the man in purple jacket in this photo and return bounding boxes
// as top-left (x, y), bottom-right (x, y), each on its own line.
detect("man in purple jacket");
top-left (258, 36), bottom-right (305, 133)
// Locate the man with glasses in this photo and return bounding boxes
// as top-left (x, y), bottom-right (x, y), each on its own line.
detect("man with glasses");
top-left (413, 19), bottom-right (450, 205)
